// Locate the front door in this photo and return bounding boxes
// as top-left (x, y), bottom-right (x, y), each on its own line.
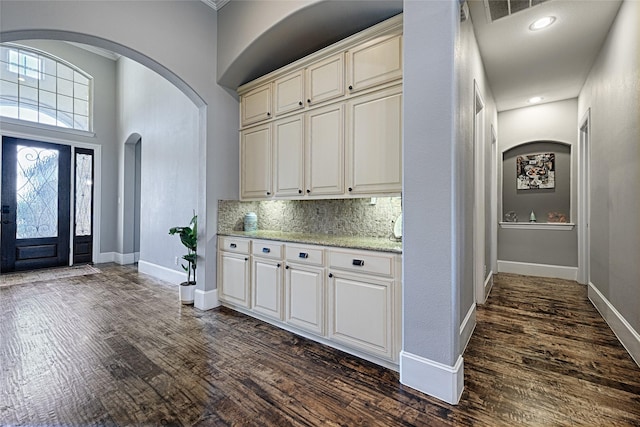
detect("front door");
top-left (1, 137), bottom-right (71, 273)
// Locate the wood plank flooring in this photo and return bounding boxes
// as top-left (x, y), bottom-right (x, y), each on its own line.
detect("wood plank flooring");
top-left (1, 264), bottom-right (639, 426)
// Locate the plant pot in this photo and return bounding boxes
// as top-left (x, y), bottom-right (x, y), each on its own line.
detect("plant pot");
top-left (179, 282), bottom-right (196, 305)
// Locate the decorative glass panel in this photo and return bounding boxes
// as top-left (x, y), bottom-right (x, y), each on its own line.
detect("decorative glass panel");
top-left (16, 144), bottom-right (59, 239)
top-left (56, 63), bottom-right (73, 80)
top-left (74, 82), bottom-right (88, 100)
top-left (57, 77), bottom-right (73, 96)
top-left (75, 153), bottom-right (93, 236)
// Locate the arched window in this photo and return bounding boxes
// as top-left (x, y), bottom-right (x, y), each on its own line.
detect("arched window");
top-left (0, 43), bottom-right (92, 131)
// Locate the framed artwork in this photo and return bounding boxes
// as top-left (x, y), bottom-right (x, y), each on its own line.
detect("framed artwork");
top-left (516, 152), bottom-right (555, 189)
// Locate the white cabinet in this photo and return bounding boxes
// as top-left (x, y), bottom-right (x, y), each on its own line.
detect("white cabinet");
top-left (273, 115), bottom-right (305, 197)
top-left (241, 83), bottom-right (272, 126)
top-left (306, 53), bottom-right (344, 106)
top-left (327, 248), bottom-right (399, 361)
top-left (274, 70), bottom-right (304, 116)
top-left (306, 104), bottom-right (344, 196)
top-left (347, 34), bottom-right (403, 93)
top-left (285, 244), bottom-right (325, 335)
top-left (218, 238), bottom-right (251, 308)
top-left (251, 240), bottom-right (284, 320)
top-left (240, 123), bottom-right (272, 199)
top-left (347, 86), bottom-right (402, 195)
top-left (217, 236), bottom-right (401, 366)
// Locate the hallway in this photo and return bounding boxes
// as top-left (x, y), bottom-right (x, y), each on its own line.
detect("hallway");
top-left (1, 265), bottom-right (639, 425)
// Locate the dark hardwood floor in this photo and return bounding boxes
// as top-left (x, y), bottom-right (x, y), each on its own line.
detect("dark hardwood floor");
top-left (1, 264), bottom-right (639, 426)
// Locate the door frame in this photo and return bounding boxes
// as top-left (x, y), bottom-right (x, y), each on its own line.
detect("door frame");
top-left (0, 129), bottom-right (102, 266)
top-left (473, 81), bottom-right (486, 304)
top-left (577, 109), bottom-right (591, 285)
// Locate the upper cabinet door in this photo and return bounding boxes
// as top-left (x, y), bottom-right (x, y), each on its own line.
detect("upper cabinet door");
top-left (274, 70), bottom-right (305, 116)
top-left (306, 104), bottom-right (344, 196)
top-left (274, 115), bottom-right (305, 198)
top-left (305, 53), bottom-right (345, 107)
top-left (241, 83), bottom-right (272, 127)
top-left (240, 123), bottom-right (272, 199)
top-left (347, 86), bottom-right (402, 195)
top-left (347, 34), bottom-right (402, 94)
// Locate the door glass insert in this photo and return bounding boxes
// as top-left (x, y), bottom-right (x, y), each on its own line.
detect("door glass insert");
top-left (16, 144), bottom-right (59, 239)
top-left (75, 152), bottom-right (93, 236)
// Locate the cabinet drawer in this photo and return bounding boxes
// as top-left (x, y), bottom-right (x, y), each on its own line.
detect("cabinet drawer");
top-left (328, 249), bottom-right (394, 277)
top-left (219, 237), bottom-right (250, 254)
top-left (252, 240), bottom-right (283, 259)
top-left (285, 244), bottom-right (324, 266)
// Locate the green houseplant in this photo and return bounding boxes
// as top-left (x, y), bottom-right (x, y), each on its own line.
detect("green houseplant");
top-left (169, 213), bottom-right (197, 304)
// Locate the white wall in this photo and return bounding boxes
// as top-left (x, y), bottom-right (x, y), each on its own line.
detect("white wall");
top-left (0, 39), bottom-right (118, 255)
top-left (117, 57), bottom-right (199, 280)
top-left (578, 0), bottom-right (640, 345)
top-left (1, 0), bottom-right (240, 297)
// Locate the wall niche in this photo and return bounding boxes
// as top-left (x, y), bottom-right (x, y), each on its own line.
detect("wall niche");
top-left (502, 141), bottom-right (571, 223)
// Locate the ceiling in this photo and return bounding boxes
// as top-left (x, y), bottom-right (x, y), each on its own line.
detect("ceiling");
top-left (467, 0), bottom-right (623, 111)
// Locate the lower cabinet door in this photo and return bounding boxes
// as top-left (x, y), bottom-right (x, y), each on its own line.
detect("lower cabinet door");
top-left (285, 263), bottom-right (325, 336)
top-left (219, 251), bottom-right (250, 308)
top-left (252, 257), bottom-right (283, 320)
top-left (328, 270), bottom-right (394, 360)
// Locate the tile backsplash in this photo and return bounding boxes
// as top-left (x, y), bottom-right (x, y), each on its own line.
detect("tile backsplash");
top-left (218, 197), bottom-right (402, 238)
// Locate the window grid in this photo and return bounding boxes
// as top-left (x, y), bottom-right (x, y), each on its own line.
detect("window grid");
top-left (0, 44), bottom-right (92, 131)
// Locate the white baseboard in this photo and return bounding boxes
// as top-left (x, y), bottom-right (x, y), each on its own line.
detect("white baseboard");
top-left (400, 352), bottom-right (464, 404)
top-left (460, 304), bottom-right (476, 353)
top-left (134, 252), bottom-right (140, 263)
top-left (137, 260), bottom-right (184, 285)
top-left (97, 252), bottom-right (136, 265)
top-left (194, 289), bottom-right (220, 311)
top-left (497, 260), bottom-right (578, 281)
top-left (588, 282), bottom-right (640, 368)
top-left (484, 271), bottom-right (494, 300)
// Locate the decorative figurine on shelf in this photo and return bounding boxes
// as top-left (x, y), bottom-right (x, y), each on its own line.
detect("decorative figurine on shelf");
top-left (530, 210), bottom-right (537, 222)
top-left (505, 211), bottom-right (518, 222)
top-left (547, 212), bottom-right (568, 223)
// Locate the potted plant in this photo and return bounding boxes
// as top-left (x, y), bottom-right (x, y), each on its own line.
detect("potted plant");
top-left (169, 213), bottom-right (197, 304)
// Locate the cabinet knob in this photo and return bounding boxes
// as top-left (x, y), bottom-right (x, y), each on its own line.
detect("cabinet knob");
top-left (306, 189), bottom-right (311, 194)
top-left (328, 273), bottom-right (333, 278)
top-left (267, 112), bottom-right (271, 116)
top-left (348, 85), bottom-right (353, 90)
top-left (244, 257), bottom-right (248, 261)
top-left (298, 101), bottom-right (303, 106)
top-left (277, 263), bottom-right (281, 268)
top-left (307, 99), bottom-right (311, 104)
top-left (298, 189), bottom-right (303, 194)
top-left (285, 265), bottom-right (290, 270)
top-left (266, 191), bottom-right (271, 196)
top-left (348, 187), bottom-right (353, 192)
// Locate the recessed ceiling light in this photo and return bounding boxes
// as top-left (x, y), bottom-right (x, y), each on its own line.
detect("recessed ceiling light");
top-left (529, 16), bottom-right (556, 31)
top-left (528, 96), bottom-right (543, 104)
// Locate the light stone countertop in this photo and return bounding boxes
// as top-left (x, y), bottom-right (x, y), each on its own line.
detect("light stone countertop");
top-left (219, 230), bottom-right (402, 254)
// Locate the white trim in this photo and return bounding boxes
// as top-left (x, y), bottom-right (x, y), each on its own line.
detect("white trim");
top-left (114, 252), bottom-right (136, 265)
top-left (577, 109), bottom-right (591, 285)
top-left (134, 252), bottom-right (140, 263)
top-left (137, 260), bottom-right (184, 285)
top-left (483, 270), bottom-right (494, 300)
top-left (0, 117), bottom-right (96, 138)
top-left (400, 352), bottom-right (464, 405)
top-left (499, 222), bottom-right (575, 230)
top-left (473, 81), bottom-right (486, 304)
top-left (98, 252), bottom-right (115, 263)
top-left (497, 260), bottom-right (578, 280)
top-left (460, 304), bottom-right (476, 353)
top-left (588, 282), bottom-right (640, 367)
top-left (490, 125), bottom-right (498, 274)
top-left (194, 289), bottom-right (220, 311)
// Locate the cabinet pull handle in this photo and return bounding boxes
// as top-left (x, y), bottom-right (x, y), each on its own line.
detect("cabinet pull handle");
top-left (299, 252), bottom-right (309, 259)
top-left (352, 259), bottom-right (365, 267)
top-left (230, 243), bottom-right (237, 248)
top-left (298, 101), bottom-right (303, 106)
top-left (262, 247), bottom-right (271, 253)
top-left (328, 273), bottom-right (333, 278)
top-left (348, 85), bottom-right (353, 90)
